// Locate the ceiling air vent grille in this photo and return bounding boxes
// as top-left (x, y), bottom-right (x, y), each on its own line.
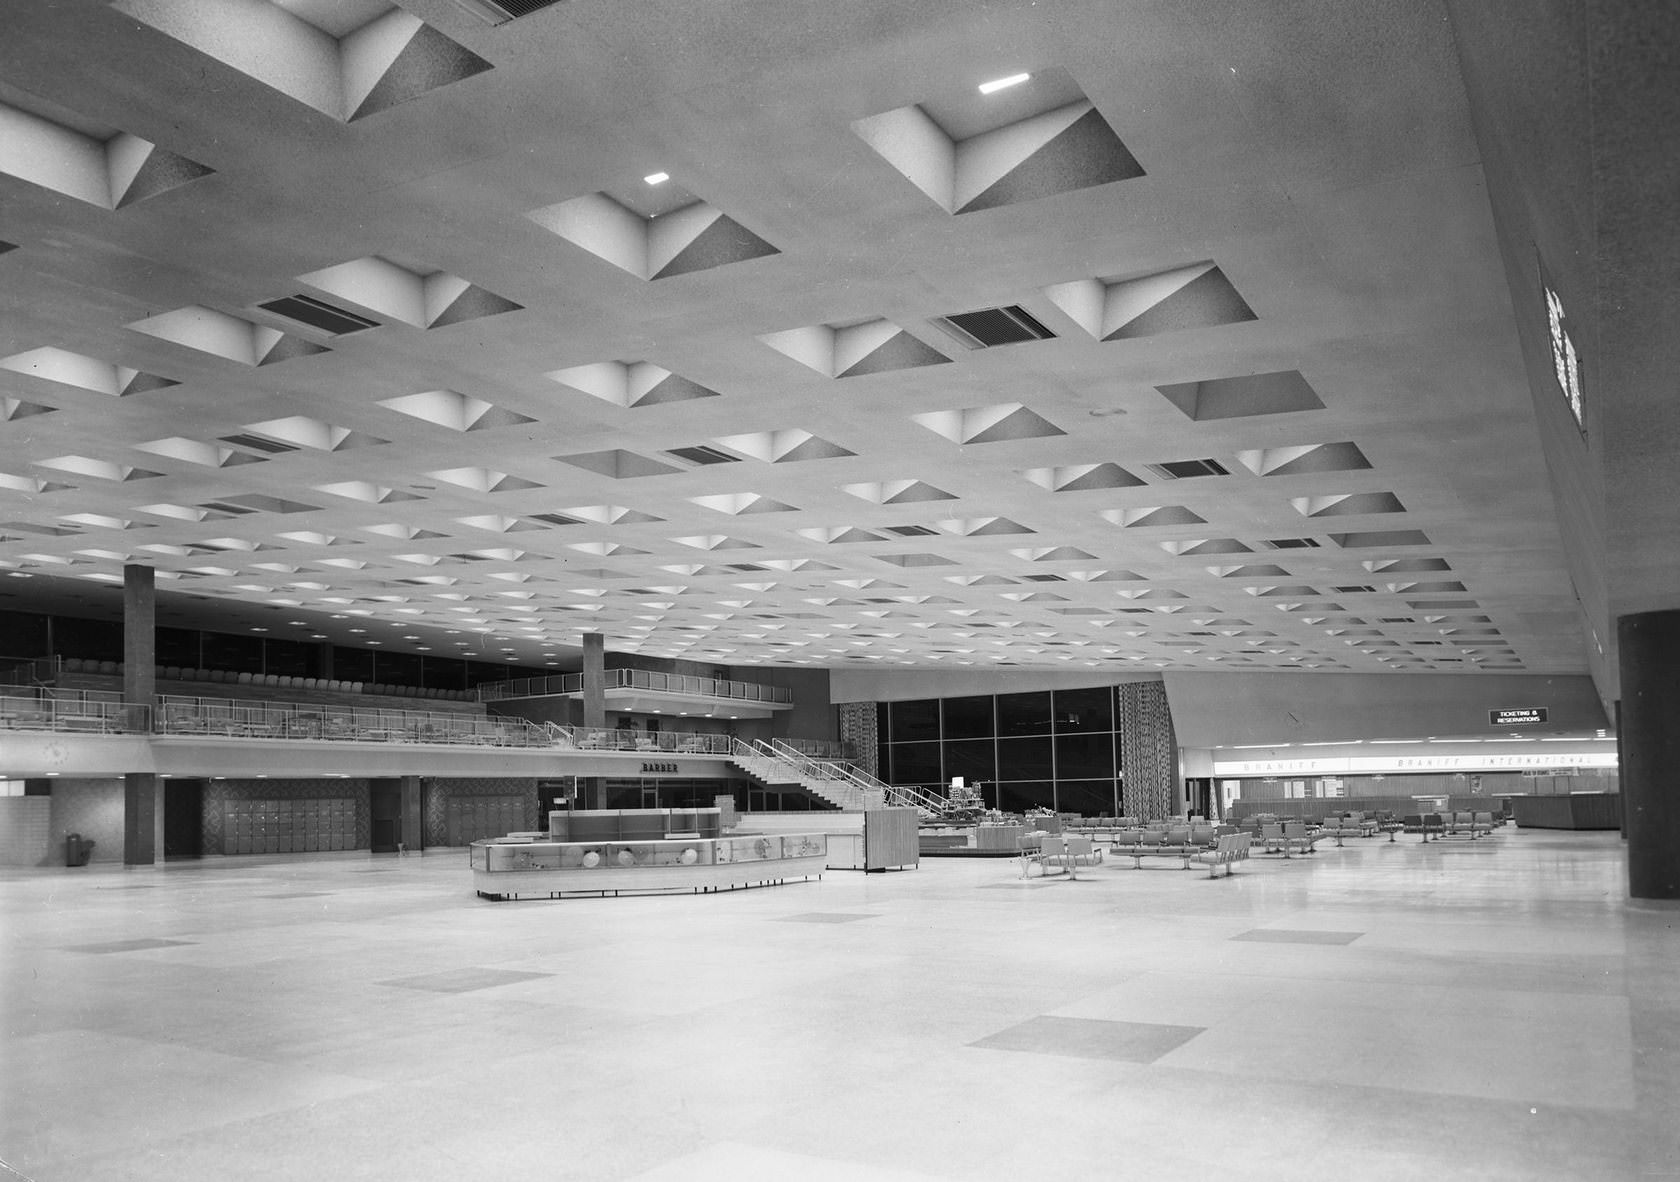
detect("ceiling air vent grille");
top-left (665, 444), bottom-right (740, 467)
top-left (257, 295), bottom-right (380, 336)
top-left (884, 524), bottom-right (937, 537)
top-left (1261, 537), bottom-right (1319, 549)
top-left (1148, 458), bottom-right (1230, 480)
top-left (930, 305), bottom-right (1056, 349)
top-left (219, 433), bottom-right (299, 454)
top-left (452, 0), bottom-right (566, 24)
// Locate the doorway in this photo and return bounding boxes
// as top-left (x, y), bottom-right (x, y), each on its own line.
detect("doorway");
top-left (369, 778), bottom-right (402, 852)
top-left (163, 778), bottom-right (204, 859)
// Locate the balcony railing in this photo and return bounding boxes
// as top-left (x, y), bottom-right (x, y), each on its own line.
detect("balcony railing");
top-left (476, 667), bottom-right (793, 706)
top-left (552, 725), bottom-right (735, 755)
top-left (0, 690), bottom-right (150, 733)
top-left (156, 694), bottom-right (553, 747)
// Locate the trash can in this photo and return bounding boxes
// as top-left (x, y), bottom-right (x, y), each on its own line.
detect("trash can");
top-left (66, 833), bottom-right (94, 866)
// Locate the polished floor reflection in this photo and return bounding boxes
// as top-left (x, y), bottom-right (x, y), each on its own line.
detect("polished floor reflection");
top-left (3, 829), bottom-right (1675, 1180)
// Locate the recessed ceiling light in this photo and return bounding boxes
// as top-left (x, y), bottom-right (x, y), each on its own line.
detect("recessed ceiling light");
top-left (978, 72), bottom-right (1030, 95)
top-left (644, 171), bottom-right (670, 185)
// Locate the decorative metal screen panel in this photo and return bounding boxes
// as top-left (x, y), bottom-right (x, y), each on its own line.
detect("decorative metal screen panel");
top-left (1117, 681), bottom-right (1177, 821)
top-left (837, 701), bottom-right (879, 778)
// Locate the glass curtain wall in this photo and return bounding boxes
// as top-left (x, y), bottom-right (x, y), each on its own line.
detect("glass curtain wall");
top-left (876, 686), bottom-right (1120, 815)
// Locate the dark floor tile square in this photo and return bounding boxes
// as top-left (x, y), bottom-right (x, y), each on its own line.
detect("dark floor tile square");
top-left (775, 912), bottom-right (879, 924)
top-left (971, 1015), bottom-right (1204, 1064)
top-left (379, 967), bottom-right (554, 993)
top-left (1231, 928), bottom-right (1363, 945)
top-left (68, 938), bottom-right (195, 954)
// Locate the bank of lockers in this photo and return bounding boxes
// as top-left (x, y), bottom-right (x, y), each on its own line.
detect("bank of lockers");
top-left (224, 798), bottom-right (356, 854)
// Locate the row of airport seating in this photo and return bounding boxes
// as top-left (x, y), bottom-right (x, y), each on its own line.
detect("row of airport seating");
top-left (1402, 811), bottom-right (1499, 840)
top-left (57, 658), bottom-right (477, 701)
top-left (1023, 827), bottom-right (1253, 879)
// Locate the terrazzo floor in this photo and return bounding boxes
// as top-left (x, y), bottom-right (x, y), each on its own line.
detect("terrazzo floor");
top-left (3, 828), bottom-right (1676, 1180)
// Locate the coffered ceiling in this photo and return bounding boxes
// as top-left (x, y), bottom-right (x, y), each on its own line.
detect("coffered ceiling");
top-left (0, 0), bottom-right (1586, 677)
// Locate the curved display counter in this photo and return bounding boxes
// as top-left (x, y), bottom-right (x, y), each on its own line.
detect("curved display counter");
top-left (1511, 793), bottom-right (1621, 830)
top-left (469, 830), bottom-right (828, 900)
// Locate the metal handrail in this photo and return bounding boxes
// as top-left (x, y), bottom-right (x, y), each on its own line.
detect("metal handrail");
top-left (476, 667), bottom-right (794, 706)
top-left (0, 692), bottom-right (150, 733)
top-left (0, 655), bottom-right (61, 686)
top-left (554, 725), bottom-right (734, 755)
top-left (154, 693), bottom-right (551, 747)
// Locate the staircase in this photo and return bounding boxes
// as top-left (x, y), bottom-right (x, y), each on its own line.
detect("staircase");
top-left (727, 739), bottom-right (891, 812)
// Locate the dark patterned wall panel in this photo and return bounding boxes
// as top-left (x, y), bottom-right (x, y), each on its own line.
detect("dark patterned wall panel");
top-left (1118, 682), bottom-right (1178, 821)
top-left (212, 779), bottom-right (370, 853)
top-left (203, 778), bottom-right (225, 854)
top-left (837, 702), bottom-right (879, 778)
top-left (425, 777), bottom-right (538, 846)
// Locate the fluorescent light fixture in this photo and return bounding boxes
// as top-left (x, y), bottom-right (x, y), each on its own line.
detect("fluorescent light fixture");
top-left (643, 171), bottom-right (670, 185)
top-left (978, 72), bottom-right (1030, 95)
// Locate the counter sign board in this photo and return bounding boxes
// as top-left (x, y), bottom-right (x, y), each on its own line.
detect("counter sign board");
top-left (1490, 707), bottom-right (1548, 727)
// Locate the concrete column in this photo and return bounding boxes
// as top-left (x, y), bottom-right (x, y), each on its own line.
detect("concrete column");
top-left (124, 772), bottom-right (160, 865)
top-left (401, 775), bottom-right (424, 852)
top-left (318, 641), bottom-right (335, 681)
top-left (1618, 610), bottom-right (1680, 899)
top-left (581, 632), bottom-right (606, 730)
top-left (122, 564), bottom-right (155, 730)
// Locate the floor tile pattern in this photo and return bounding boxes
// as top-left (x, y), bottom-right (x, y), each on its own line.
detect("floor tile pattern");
top-left (2, 831), bottom-right (1674, 1180)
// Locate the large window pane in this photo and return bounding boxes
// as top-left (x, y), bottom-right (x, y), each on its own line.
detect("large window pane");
top-left (0, 611), bottom-right (49, 657)
top-left (888, 698), bottom-right (940, 742)
top-left (996, 690), bottom-right (1052, 736)
top-left (1055, 732), bottom-right (1116, 779)
top-left (886, 741), bottom-right (941, 784)
top-left (155, 627), bottom-right (200, 668)
top-left (333, 646), bottom-right (375, 683)
top-left (996, 736), bottom-right (1053, 781)
top-left (56, 616), bottom-right (125, 662)
top-left (941, 695), bottom-right (994, 739)
top-left (377, 650), bottom-right (423, 686)
top-left (263, 639), bottom-right (316, 678)
top-left (997, 780), bottom-right (1053, 813)
top-left (1053, 686), bottom-right (1113, 732)
top-left (202, 631), bottom-right (263, 673)
top-left (943, 738), bottom-right (996, 786)
top-left (1056, 779), bottom-right (1118, 817)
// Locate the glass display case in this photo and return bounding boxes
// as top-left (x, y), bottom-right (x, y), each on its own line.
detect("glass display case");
top-left (469, 810), bottom-right (826, 900)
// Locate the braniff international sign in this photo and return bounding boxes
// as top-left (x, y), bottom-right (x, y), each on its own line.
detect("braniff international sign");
top-left (1540, 255), bottom-right (1584, 435)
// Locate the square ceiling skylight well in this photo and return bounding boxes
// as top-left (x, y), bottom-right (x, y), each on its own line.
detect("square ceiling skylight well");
top-left (710, 430), bottom-right (855, 463)
top-left (759, 318), bottom-right (950, 379)
top-left (1156, 370), bottom-right (1325, 421)
top-left (1022, 463), bottom-right (1144, 492)
top-left (553, 450), bottom-right (682, 479)
top-left (0, 100), bottom-right (213, 209)
top-left (0, 347), bottom-right (177, 397)
top-left (377, 390), bottom-right (534, 432)
top-left (127, 306), bottom-right (328, 366)
top-left (114, 1), bottom-right (491, 122)
top-left (294, 257), bottom-right (520, 330)
top-left (1235, 442), bottom-right (1373, 476)
top-left (839, 480), bottom-right (957, 505)
top-left (852, 67), bottom-right (1143, 214)
top-left (1045, 260), bottom-right (1257, 341)
top-left (546, 361), bottom-right (720, 408)
top-left (134, 437), bottom-right (267, 470)
top-left (912, 403), bottom-right (1065, 445)
top-left (527, 178), bottom-right (778, 281)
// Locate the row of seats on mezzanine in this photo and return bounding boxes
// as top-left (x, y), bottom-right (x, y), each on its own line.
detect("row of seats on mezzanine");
top-left (56, 658), bottom-right (478, 703)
